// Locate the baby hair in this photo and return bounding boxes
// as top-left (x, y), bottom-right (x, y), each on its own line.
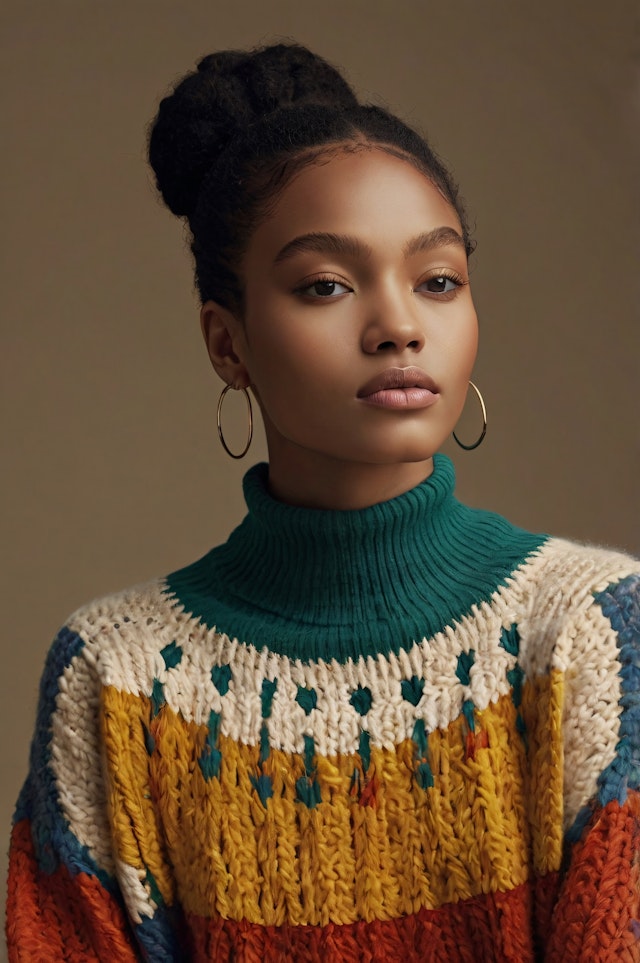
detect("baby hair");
top-left (148, 42), bottom-right (472, 315)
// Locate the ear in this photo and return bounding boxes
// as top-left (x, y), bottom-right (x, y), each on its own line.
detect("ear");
top-left (200, 300), bottom-right (251, 388)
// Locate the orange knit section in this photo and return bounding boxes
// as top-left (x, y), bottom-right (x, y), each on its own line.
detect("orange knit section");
top-left (544, 790), bottom-right (640, 963)
top-left (184, 879), bottom-right (538, 962)
top-left (6, 819), bottom-right (138, 963)
top-left (532, 872), bottom-right (562, 957)
top-left (101, 685), bottom-right (534, 925)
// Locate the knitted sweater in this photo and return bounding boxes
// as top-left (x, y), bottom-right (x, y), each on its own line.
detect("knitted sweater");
top-left (6, 455), bottom-right (640, 962)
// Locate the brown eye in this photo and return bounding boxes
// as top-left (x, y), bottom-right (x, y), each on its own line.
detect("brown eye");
top-left (298, 279), bottom-right (351, 298)
top-left (423, 275), bottom-right (459, 294)
top-left (313, 281), bottom-right (339, 297)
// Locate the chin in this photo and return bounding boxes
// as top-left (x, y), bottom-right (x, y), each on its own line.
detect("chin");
top-left (363, 434), bottom-right (446, 466)
top-left (353, 445), bottom-right (438, 467)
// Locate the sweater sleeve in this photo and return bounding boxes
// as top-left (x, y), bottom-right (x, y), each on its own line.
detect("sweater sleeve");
top-left (543, 572), bottom-right (640, 962)
top-left (5, 625), bottom-right (183, 962)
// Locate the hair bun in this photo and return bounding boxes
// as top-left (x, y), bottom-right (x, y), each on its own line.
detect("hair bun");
top-left (148, 43), bottom-right (359, 219)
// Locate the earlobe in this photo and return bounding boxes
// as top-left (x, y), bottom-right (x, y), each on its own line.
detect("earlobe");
top-left (200, 300), bottom-right (251, 388)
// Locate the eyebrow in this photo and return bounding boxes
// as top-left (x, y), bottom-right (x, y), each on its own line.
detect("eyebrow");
top-left (273, 226), bottom-right (465, 265)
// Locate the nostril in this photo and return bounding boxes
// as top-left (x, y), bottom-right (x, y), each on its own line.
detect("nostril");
top-left (377, 341), bottom-right (395, 351)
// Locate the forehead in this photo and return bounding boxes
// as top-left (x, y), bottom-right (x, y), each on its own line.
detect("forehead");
top-left (247, 148), bottom-right (462, 261)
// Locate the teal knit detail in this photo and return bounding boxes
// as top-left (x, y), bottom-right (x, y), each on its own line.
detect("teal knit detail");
top-left (462, 699), bottom-right (476, 732)
top-left (160, 641), bottom-right (182, 670)
top-left (296, 775), bottom-right (321, 808)
top-left (296, 686), bottom-right (317, 715)
top-left (250, 773), bottom-right (273, 806)
top-left (350, 687), bottom-right (373, 715)
top-left (508, 665), bottom-right (525, 708)
top-left (456, 650), bottom-right (475, 686)
top-left (296, 734), bottom-right (320, 807)
top-left (401, 675), bottom-right (424, 706)
top-left (500, 623), bottom-right (520, 656)
top-left (416, 761), bottom-right (434, 790)
top-left (302, 734), bottom-right (315, 775)
top-left (261, 678), bottom-right (278, 718)
top-left (259, 723), bottom-right (270, 764)
top-left (211, 663), bottom-right (232, 696)
top-left (166, 454), bottom-right (547, 663)
top-left (359, 730), bottom-right (371, 773)
top-left (150, 678), bottom-right (165, 717)
top-left (198, 710), bottom-right (222, 781)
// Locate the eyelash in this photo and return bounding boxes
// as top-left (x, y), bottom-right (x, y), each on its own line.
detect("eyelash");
top-left (294, 274), bottom-right (352, 299)
top-left (295, 270), bottom-right (467, 300)
top-left (416, 270), bottom-right (467, 298)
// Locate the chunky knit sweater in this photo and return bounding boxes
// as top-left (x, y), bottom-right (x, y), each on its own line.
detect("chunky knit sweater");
top-left (6, 455), bottom-right (640, 962)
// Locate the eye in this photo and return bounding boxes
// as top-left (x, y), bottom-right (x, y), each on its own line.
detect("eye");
top-left (418, 274), bottom-right (462, 295)
top-left (297, 278), bottom-right (351, 298)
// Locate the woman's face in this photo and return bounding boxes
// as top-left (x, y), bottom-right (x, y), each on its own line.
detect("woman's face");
top-left (206, 148), bottom-right (478, 508)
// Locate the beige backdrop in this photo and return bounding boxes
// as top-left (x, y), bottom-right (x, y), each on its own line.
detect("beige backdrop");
top-left (2, 1), bottom-right (638, 952)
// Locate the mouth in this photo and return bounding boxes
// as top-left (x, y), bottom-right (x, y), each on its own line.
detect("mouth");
top-left (357, 367), bottom-right (440, 409)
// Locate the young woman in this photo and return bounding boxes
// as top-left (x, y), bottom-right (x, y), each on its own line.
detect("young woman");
top-left (6, 43), bottom-right (639, 963)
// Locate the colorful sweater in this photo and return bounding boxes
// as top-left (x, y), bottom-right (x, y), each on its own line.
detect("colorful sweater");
top-left (6, 455), bottom-right (640, 962)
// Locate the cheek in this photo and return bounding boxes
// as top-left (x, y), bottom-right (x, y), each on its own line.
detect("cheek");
top-left (248, 320), bottom-right (350, 391)
top-left (432, 316), bottom-right (478, 378)
top-left (462, 327), bottom-right (479, 375)
top-left (451, 311), bottom-right (479, 373)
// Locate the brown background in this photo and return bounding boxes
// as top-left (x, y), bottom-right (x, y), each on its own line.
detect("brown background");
top-left (2, 1), bottom-right (638, 950)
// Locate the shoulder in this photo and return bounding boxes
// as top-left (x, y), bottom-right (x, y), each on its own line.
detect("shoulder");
top-left (522, 535), bottom-right (639, 659)
top-left (65, 577), bottom-right (174, 640)
top-left (44, 576), bottom-right (206, 694)
top-left (506, 535), bottom-right (638, 621)
top-left (494, 536), bottom-right (638, 677)
top-left (536, 535), bottom-right (637, 583)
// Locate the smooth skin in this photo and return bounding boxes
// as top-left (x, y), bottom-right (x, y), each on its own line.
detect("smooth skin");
top-left (201, 148), bottom-right (479, 510)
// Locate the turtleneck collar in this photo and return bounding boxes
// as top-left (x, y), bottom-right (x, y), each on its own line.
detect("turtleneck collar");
top-left (240, 454), bottom-right (454, 545)
top-left (166, 454), bottom-right (546, 662)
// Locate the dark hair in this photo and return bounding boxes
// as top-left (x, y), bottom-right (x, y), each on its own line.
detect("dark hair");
top-left (148, 43), bottom-right (473, 315)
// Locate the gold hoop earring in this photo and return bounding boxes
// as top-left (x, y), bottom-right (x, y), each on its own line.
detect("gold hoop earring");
top-left (453, 381), bottom-right (487, 450)
top-left (217, 384), bottom-right (253, 459)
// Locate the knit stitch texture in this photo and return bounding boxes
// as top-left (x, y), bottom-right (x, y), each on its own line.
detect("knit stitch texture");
top-left (6, 455), bottom-right (640, 961)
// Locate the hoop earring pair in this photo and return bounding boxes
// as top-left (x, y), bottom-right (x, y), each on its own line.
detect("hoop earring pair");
top-left (217, 384), bottom-right (253, 459)
top-left (216, 380), bottom-right (485, 457)
top-left (453, 381), bottom-right (487, 450)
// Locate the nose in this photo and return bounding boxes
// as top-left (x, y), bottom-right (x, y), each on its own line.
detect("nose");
top-left (360, 297), bottom-right (425, 355)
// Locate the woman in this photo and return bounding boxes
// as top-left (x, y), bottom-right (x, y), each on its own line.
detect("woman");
top-left (6, 42), bottom-right (639, 962)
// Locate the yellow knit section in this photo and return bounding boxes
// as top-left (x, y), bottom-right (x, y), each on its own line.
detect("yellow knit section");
top-left (521, 668), bottom-right (564, 874)
top-left (100, 688), bottom-right (175, 906)
top-left (100, 680), bottom-right (562, 926)
top-left (381, 741), bottom-right (436, 914)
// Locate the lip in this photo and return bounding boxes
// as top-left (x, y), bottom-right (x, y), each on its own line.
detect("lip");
top-left (357, 366), bottom-right (440, 409)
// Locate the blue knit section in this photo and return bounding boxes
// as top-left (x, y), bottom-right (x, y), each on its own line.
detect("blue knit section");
top-left (594, 575), bottom-right (640, 803)
top-left (567, 574), bottom-right (640, 841)
top-left (13, 627), bottom-right (113, 890)
top-left (136, 904), bottom-right (189, 961)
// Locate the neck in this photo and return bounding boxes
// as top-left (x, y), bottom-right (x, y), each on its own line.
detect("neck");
top-left (166, 454), bottom-right (548, 662)
top-left (265, 439), bottom-right (435, 510)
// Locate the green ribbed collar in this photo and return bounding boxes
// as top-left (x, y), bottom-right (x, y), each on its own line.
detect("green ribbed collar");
top-left (166, 454), bottom-right (547, 662)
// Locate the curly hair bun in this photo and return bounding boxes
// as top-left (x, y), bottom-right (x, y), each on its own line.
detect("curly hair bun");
top-left (148, 43), bottom-right (359, 219)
